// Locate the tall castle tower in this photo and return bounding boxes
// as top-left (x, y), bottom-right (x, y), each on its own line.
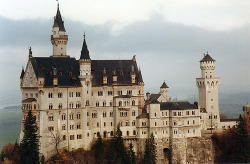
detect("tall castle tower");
top-left (51, 4), bottom-right (69, 57)
top-left (196, 53), bottom-right (220, 129)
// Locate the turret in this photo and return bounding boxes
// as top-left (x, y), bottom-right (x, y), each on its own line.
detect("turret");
top-left (79, 33), bottom-right (91, 78)
top-left (159, 81), bottom-right (169, 100)
top-left (51, 3), bottom-right (68, 57)
top-left (200, 52), bottom-right (216, 78)
top-left (20, 67), bottom-right (25, 86)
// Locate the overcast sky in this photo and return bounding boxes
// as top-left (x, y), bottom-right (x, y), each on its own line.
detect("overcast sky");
top-left (0, 0), bottom-right (249, 101)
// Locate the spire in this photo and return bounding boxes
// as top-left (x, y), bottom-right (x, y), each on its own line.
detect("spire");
top-left (53, 3), bottom-right (65, 31)
top-left (20, 67), bottom-right (25, 79)
top-left (80, 33), bottom-right (90, 60)
top-left (29, 47), bottom-right (32, 58)
top-left (137, 68), bottom-right (143, 83)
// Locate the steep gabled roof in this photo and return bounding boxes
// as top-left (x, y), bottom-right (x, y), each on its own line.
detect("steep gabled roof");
top-left (160, 101), bottom-right (198, 110)
top-left (136, 112), bottom-right (149, 119)
top-left (200, 53), bottom-right (215, 62)
top-left (53, 4), bottom-right (65, 31)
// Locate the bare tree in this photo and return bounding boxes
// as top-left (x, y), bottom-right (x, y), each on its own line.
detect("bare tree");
top-left (50, 130), bottom-right (63, 154)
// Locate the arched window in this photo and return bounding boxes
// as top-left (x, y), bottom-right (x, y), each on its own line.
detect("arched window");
top-left (96, 101), bottom-right (99, 107)
top-left (49, 104), bottom-right (53, 110)
top-left (76, 102), bottom-right (81, 108)
top-left (77, 113), bottom-right (81, 119)
top-left (119, 101), bottom-right (122, 106)
top-left (58, 92), bottom-right (63, 98)
top-left (48, 92), bottom-right (53, 98)
top-left (69, 102), bottom-right (74, 108)
top-left (69, 113), bottom-right (74, 120)
top-left (48, 114), bottom-right (54, 121)
top-left (86, 100), bottom-right (89, 106)
top-left (132, 120), bottom-right (136, 126)
top-left (63, 135), bottom-right (66, 140)
top-left (62, 113), bottom-right (66, 120)
top-left (58, 103), bottom-right (62, 109)
top-left (127, 131), bottom-right (129, 136)
top-left (133, 130), bottom-right (136, 135)
top-left (62, 124), bottom-right (66, 130)
top-left (132, 110), bottom-right (136, 116)
top-left (103, 101), bottom-right (106, 107)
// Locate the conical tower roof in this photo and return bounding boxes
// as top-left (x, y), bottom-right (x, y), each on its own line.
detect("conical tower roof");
top-left (160, 81), bottom-right (169, 88)
top-left (20, 68), bottom-right (25, 79)
top-left (200, 52), bottom-right (215, 62)
top-left (80, 34), bottom-right (90, 60)
top-left (53, 4), bottom-right (65, 31)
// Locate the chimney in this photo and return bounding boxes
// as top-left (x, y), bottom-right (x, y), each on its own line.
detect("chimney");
top-left (146, 92), bottom-right (150, 100)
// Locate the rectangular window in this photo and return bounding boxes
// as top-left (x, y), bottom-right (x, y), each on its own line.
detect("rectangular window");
top-left (98, 91), bottom-right (103, 96)
top-left (70, 135), bottom-right (74, 140)
top-left (48, 126), bottom-right (54, 131)
top-left (173, 112), bottom-right (177, 116)
top-left (77, 134), bottom-right (82, 139)
top-left (76, 92), bottom-right (81, 97)
top-left (117, 91), bottom-right (122, 96)
top-left (108, 91), bottom-right (113, 96)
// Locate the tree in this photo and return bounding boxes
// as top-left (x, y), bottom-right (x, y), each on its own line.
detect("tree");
top-left (232, 115), bottom-right (250, 163)
top-left (50, 130), bottom-right (63, 154)
top-left (142, 133), bottom-right (156, 164)
top-left (127, 143), bottom-right (136, 164)
top-left (92, 135), bottom-right (104, 164)
top-left (19, 110), bottom-right (39, 164)
top-left (106, 125), bottom-right (129, 164)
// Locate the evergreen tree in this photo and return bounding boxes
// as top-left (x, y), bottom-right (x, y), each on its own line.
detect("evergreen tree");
top-left (232, 115), bottom-right (250, 163)
top-left (92, 135), bottom-right (104, 164)
top-left (106, 125), bottom-right (129, 164)
top-left (142, 133), bottom-right (156, 164)
top-left (19, 110), bottom-right (39, 164)
top-left (127, 143), bottom-right (136, 164)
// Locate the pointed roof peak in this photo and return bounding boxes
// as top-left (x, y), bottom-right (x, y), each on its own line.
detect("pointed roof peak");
top-left (80, 33), bottom-right (90, 60)
top-left (29, 47), bottom-right (32, 58)
top-left (200, 52), bottom-right (215, 62)
top-left (20, 67), bottom-right (25, 79)
top-left (160, 81), bottom-right (169, 88)
top-left (53, 3), bottom-right (65, 31)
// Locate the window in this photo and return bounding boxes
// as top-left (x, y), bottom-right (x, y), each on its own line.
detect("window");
top-left (48, 115), bottom-right (54, 121)
top-left (98, 91), bottom-right (103, 96)
top-left (192, 111), bottom-right (195, 115)
top-left (132, 110), bottom-right (136, 116)
top-left (193, 120), bottom-right (195, 124)
top-left (70, 135), bottom-right (74, 140)
top-left (155, 113), bottom-right (156, 117)
top-left (49, 104), bottom-right (53, 110)
top-left (58, 92), bottom-right (62, 98)
top-left (166, 121), bottom-right (168, 125)
top-left (110, 101), bottom-right (113, 106)
top-left (76, 102), bottom-right (81, 108)
top-left (119, 101), bottom-right (122, 106)
top-left (77, 124), bottom-right (81, 129)
top-left (77, 134), bottom-right (82, 139)
top-left (97, 123), bottom-right (99, 127)
top-left (162, 112), bottom-right (164, 116)
top-left (58, 103), bottom-right (62, 109)
top-left (103, 112), bottom-right (107, 117)
top-left (48, 126), bottom-right (54, 131)
top-left (62, 113), bottom-right (66, 120)
top-left (77, 113), bottom-right (81, 119)
top-left (186, 111), bottom-right (190, 115)
top-left (111, 131), bottom-right (114, 136)
top-left (87, 122), bottom-right (89, 126)
top-left (87, 133), bottom-right (90, 137)
top-left (110, 112), bottom-right (113, 117)
top-left (173, 112), bottom-right (177, 116)
top-left (76, 92), bottom-right (81, 97)
top-left (70, 125), bottom-right (74, 130)
top-left (111, 122), bottom-right (113, 126)
top-left (69, 92), bottom-right (73, 97)
top-left (187, 120), bottom-right (189, 125)
top-left (126, 121), bottom-right (129, 126)
top-left (127, 90), bottom-right (132, 95)
top-left (108, 91), bottom-right (113, 95)
top-left (104, 122), bottom-right (106, 127)
top-left (133, 130), bottom-right (136, 135)
top-left (132, 120), bottom-right (136, 126)
top-left (178, 112), bottom-right (181, 116)
top-left (86, 100), bottom-right (89, 106)
top-left (69, 113), bottom-right (74, 120)
top-left (117, 91), bottom-right (122, 96)
top-left (165, 112), bottom-right (167, 116)
top-left (96, 102), bottom-right (99, 107)
top-left (142, 122), bottom-right (146, 126)
top-left (69, 102), bottom-right (74, 108)
top-left (132, 100), bottom-right (135, 106)
top-left (48, 92), bottom-right (53, 98)
top-left (92, 112), bottom-right (97, 118)
top-left (155, 122), bottom-right (157, 126)
top-left (174, 121), bottom-right (177, 126)
top-left (103, 101), bottom-right (106, 107)
top-left (63, 135), bottom-right (66, 140)
top-left (127, 131), bottom-right (129, 136)
top-left (62, 124), bottom-right (66, 130)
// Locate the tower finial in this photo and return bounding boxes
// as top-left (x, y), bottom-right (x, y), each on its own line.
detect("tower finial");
top-left (29, 47), bottom-right (32, 58)
top-left (84, 31), bottom-right (86, 40)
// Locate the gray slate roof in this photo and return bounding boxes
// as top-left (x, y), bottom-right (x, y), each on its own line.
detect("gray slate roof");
top-left (136, 112), bottom-right (149, 119)
top-left (160, 101), bottom-right (198, 110)
top-left (29, 57), bottom-right (143, 87)
top-left (80, 37), bottom-right (90, 60)
top-left (22, 98), bottom-right (37, 102)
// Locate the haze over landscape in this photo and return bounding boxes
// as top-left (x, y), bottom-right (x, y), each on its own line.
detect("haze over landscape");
top-left (0, 0), bottom-right (249, 151)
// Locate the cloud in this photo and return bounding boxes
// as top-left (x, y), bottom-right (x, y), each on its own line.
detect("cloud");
top-left (0, 0), bottom-right (249, 31)
top-left (0, 14), bottom-right (249, 99)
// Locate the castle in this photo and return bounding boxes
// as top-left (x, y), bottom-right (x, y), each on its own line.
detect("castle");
top-left (20, 5), bottom-right (237, 163)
